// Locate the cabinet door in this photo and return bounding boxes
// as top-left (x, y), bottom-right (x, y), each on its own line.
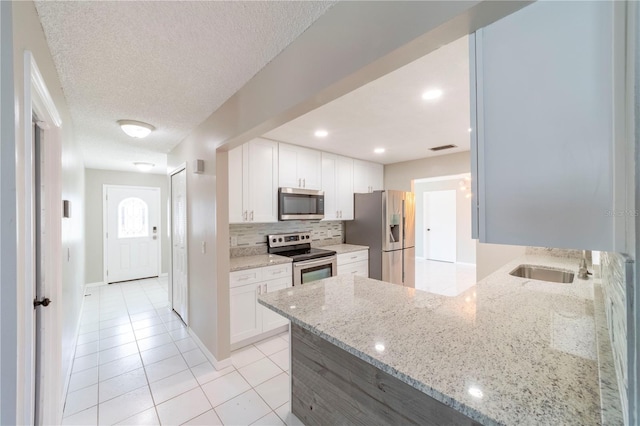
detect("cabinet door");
top-left (297, 147), bottom-right (322, 190)
top-left (230, 282), bottom-right (262, 343)
top-left (248, 138), bottom-right (278, 223)
top-left (337, 260), bottom-right (368, 277)
top-left (353, 159), bottom-right (383, 193)
top-left (353, 159), bottom-right (370, 193)
top-left (370, 162), bottom-right (384, 191)
top-left (278, 143), bottom-right (301, 188)
top-left (336, 156), bottom-right (354, 220)
top-left (261, 278), bottom-right (291, 332)
top-left (321, 153), bottom-right (338, 220)
top-left (471, 1), bottom-right (619, 250)
top-left (228, 145), bottom-right (246, 224)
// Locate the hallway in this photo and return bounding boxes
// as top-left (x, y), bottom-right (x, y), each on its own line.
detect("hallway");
top-left (62, 277), bottom-right (298, 425)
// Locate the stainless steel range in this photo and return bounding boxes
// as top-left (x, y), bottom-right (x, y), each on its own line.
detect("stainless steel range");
top-left (267, 233), bottom-right (337, 286)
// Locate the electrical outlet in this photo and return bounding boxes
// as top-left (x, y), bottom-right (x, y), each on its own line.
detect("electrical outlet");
top-left (230, 236), bottom-right (238, 247)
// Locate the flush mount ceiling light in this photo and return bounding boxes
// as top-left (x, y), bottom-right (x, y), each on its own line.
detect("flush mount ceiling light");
top-left (118, 120), bottom-right (155, 138)
top-left (133, 162), bottom-right (154, 172)
top-left (374, 148), bottom-right (385, 154)
top-left (421, 89), bottom-right (443, 101)
top-left (314, 129), bottom-right (329, 138)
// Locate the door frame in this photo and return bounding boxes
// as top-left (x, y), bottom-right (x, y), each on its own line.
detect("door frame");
top-left (102, 184), bottom-right (162, 284)
top-left (22, 51), bottom-right (63, 425)
top-left (169, 164), bottom-right (188, 324)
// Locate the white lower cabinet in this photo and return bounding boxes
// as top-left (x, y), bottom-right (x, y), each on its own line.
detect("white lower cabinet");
top-left (337, 250), bottom-right (369, 277)
top-left (230, 264), bottom-right (292, 345)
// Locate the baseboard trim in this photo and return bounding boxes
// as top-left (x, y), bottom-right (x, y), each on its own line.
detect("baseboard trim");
top-left (188, 328), bottom-right (233, 370)
top-left (456, 262), bottom-right (477, 266)
top-left (159, 272), bottom-right (168, 278)
top-left (85, 281), bottom-right (106, 289)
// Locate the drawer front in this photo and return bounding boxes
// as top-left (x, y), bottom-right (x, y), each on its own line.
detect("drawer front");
top-left (337, 250), bottom-right (369, 266)
top-left (230, 268), bottom-right (262, 288)
top-left (338, 260), bottom-right (368, 277)
top-left (261, 263), bottom-right (292, 281)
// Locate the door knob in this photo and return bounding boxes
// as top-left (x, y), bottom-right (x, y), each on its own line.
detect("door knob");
top-left (427, 228), bottom-right (431, 231)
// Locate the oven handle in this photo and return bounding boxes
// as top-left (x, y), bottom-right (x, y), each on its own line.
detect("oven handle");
top-left (293, 256), bottom-right (337, 269)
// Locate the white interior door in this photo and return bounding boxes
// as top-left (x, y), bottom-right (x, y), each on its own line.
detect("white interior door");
top-left (105, 185), bottom-right (160, 283)
top-left (424, 190), bottom-right (456, 262)
top-left (171, 169), bottom-right (188, 323)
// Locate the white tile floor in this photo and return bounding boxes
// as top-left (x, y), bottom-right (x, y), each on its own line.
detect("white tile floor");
top-left (63, 277), bottom-right (302, 426)
top-left (414, 258), bottom-right (477, 297)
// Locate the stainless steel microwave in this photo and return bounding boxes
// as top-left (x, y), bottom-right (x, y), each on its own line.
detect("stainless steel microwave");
top-left (278, 188), bottom-right (324, 220)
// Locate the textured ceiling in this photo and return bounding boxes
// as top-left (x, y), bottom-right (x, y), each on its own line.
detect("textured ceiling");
top-left (35, 1), bottom-right (336, 174)
top-left (264, 35), bottom-right (470, 165)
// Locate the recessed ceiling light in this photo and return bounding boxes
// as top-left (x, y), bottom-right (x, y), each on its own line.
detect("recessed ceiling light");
top-left (314, 129), bottom-right (328, 138)
top-left (133, 162), bottom-right (154, 172)
top-left (374, 148), bottom-right (385, 154)
top-left (422, 89), bottom-right (443, 101)
top-left (118, 120), bottom-right (155, 138)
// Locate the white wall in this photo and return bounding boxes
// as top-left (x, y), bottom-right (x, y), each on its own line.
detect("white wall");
top-left (167, 1), bottom-right (527, 363)
top-left (0, 2), bottom-right (17, 424)
top-left (384, 152), bottom-right (471, 191)
top-left (8, 2), bottom-right (85, 423)
top-left (84, 169), bottom-right (169, 284)
top-left (414, 178), bottom-right (475, 264)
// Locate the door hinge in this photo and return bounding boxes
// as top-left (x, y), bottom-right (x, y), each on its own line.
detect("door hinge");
top-left (106, 270), bottom-right (109, 276)
top-left (33, 297), bottom-right (51, 308)
top-left (106, 232), bottom-right (108, 238)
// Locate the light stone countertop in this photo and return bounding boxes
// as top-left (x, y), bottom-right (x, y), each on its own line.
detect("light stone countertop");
top-left (229, 254), bottom-right (292, 272)
top-left (259, 254), bottom-right (604, 426)
top-left (319, 243), bottom-right (369, 255)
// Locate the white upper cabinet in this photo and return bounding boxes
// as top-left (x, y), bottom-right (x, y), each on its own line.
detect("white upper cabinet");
top-left (470, 1), bottom-right (625, 251)
top-left (228, 138), bottom-right (278, 224)
top-left (353, 159), bottom-right (383, 194)
top-left (322, 153), bottom-right (354, 220)
top-left (278, 143), bottom-right (322, 190)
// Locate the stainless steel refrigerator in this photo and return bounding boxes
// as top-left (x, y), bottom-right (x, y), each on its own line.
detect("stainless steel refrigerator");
top-left (345, 190), bottom-right (415, 287)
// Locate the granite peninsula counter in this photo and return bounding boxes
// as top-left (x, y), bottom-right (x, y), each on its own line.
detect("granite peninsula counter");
top-left (258, 255), bottom-right (609, 426)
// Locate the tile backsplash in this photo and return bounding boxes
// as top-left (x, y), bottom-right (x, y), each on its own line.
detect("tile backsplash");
top-left (601, 252), bottom-right (634, 425)
top-left (230, 221), bottom-right (344, 257)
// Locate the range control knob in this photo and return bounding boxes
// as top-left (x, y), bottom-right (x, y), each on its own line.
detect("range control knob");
top-left (278, 238), bottom-right (283, 242)
top-left (306, 235), bottom-right (310, 239)
top-left (272, 238), bottom-right (276, 243)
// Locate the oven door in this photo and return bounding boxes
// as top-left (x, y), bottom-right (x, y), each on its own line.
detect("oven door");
top-left (293, 256), bottom-right (337, 286)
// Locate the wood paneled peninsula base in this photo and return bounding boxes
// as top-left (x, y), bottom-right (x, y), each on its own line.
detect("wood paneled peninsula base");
top-left (290, 323), bottom-right (480, 425)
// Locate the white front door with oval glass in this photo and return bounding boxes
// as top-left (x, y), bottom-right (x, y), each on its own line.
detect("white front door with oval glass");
top-left (105, 185), bottom-right (161, 283)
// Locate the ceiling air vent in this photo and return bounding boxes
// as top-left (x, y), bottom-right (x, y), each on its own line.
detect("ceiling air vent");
top-left (429, 144), bottom-right (457, 152)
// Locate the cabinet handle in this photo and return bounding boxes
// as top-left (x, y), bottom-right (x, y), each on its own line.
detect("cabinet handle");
top-left (257, 286), bottom-right (261, 296)
top-left (250, 211), bottom-right (254, 221)
top-left (264, 283), bottom-right (268, 293)
top-left (298, 178), bottom-right (301, 187)
top-left (339, 210), bottom-right (342, 218)
top-left (243, 211), bottom-right (247, 221)
top-left (350, 255), bottom-right (358, 259)
top-left (238, 276), bottom-right (250, 281)
top-left (303, 178), bottom-right (306, 188)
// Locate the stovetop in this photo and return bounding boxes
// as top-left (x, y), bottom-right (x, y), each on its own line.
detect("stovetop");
top-left (267, 232), bottom-right (336, 262)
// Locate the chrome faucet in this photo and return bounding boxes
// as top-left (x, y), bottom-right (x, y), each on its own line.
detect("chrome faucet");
top-left (578, 250), bottom-right (589, 279)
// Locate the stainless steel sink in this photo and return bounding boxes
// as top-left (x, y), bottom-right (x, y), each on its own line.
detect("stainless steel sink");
top-left (509, 265), bottom-right (574, 283)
